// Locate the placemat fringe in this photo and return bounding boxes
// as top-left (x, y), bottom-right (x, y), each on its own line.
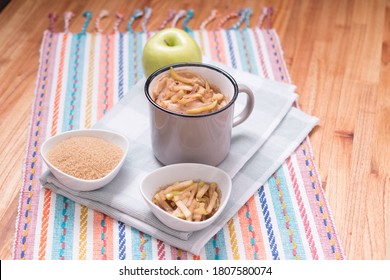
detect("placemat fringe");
top-left (171, 9), bottom-right (187, 28)
top-left (158, 9), bottom-right (176, 30)
top-left (258, 6), bottom-right (273, 29)
top-left (183, 9), bottom-right (194, 33)
top-left (230, 8), bottom-right (251, 29)
top-left (48, 12), bottom-right (57, 33)
top-left (46, 7), bottom-right (279, 33)
top-left (217, 11), bottom-right (239, 30)
top-left (81, 11), bottom-right (92, 34)
top-left (200, 9), bottom-right (219, 30)
top-left (64, 11), bottom-right (74, 33)
top-left (141, 6), bottom-right (152, 35)
top-left (95, 10), bottom-right (109, 33)
top-left (127, 9), bottom-right (143, 33)
top-left (113, 10), bottom-right (125, 32)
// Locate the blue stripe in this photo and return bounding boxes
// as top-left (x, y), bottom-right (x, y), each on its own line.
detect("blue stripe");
top-left (128, 32), bottom-right (136, 89)
top-left (130, 228), bottom-right (153, 260)
top-left (267, 167), bottom-right (307, 259)
top-left (234, 30), bottom-right (247, 72)
top-left (243, 29), bottom-right (258, 74)
top-left (51, 195), bottom-right (75, 259)
top-left (130, 227), bottom-right (138, 259)
top-left (128, 32), bottom-right (144, 87)
top-left (225, 29), bottom-right (237, 69)
top-left (62, 33), bottom-right (87, 132)
top-left (118, 33), bottom-right (124, 100)
top-left (258, 186), bottom-right (280, 260)
top-left (136, 32), bottom-right (144, 80)
top-left (234, 29), bottom-right (259, 74)
top-left (204, 229), bottom-right (228, 260)
top-left (118, 221), bottom-right (126, 260)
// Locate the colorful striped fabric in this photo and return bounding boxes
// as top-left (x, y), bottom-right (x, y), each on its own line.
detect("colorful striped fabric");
top-left (12, 11), bottom-right (344, 260)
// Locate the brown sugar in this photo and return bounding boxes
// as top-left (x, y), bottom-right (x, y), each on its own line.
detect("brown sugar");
top-left (47, 136), bottom-right (123, 180)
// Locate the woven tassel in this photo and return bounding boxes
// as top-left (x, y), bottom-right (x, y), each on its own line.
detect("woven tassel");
top-left (200, 9), bottom-right (219, 30)
top-left (266, 7), bottom-right (274, 29)
top-left (217, 11), bottom-right (239, 30)
top-left (95, 10), bottom-right (109, 33)
top-left (171, 9), bottom-right (186, 28)
top-left (81, 11), bottom-right (92, 34)
top-left (64, 11), bottom-right (74, 33)
top-left (183, 9), bottom-right (194, 32)
top-left (244, 8), bottom-right (253, 29)
top-left (158, 9), bottom-right (176, 30)
top-left (113, 10), bottom-right (125, 32)
top-left (142, 6), bottom-right (152, 33)
top-left (127, 9), bottom-right (143, 32)
top-left (230, 8), bottom-right (250, 29)
top-left (257, 7), bottom-right (268, 29)
top-left (48, 13), bottom-right (57, 32)
top-left (258, 6), bottom-right (273, 29)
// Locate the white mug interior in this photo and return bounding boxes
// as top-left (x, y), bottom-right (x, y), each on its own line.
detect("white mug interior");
top-left (146, 63), bottom-right (238, 117)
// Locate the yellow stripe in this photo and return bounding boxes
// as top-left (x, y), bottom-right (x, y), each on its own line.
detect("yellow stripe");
top-left (227, 218), bottom-right (240, 259)
top-left (84, 33), bottom-right (96, 129)
top-left (78, 206), bottom-right (88, 259)
top-left (78, 33), bottom-right (95, 259)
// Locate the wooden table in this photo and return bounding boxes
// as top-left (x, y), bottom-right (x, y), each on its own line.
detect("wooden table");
top-left (0, 0), bottom-right (388, 260)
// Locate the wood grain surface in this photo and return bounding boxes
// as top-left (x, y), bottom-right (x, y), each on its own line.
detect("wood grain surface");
top-left (0, 0), bottom-right (389, 260)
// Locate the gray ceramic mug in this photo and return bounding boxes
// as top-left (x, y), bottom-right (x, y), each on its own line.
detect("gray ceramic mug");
top-left (145, 63), bottom-right (255, 166)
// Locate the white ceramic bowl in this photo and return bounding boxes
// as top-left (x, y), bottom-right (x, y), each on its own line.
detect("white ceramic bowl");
top-left (41, 129), bottom-right (129, 191)
top-left (140, 163), bottom-right (232, 232)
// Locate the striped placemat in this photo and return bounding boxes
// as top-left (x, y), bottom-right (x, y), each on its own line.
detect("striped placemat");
top-left (12, 7), bottom-right (344, 260)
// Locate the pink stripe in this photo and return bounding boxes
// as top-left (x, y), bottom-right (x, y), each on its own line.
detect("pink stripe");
top-left (93, 212), bottom-right (102, 259)
top-left (252, 28), bottom-right (270, 79)
top-left (268, 29), bottom-right (292, 82)
top-left (92, 212), bottom-right (114, 259)
top-left (287, 157), bottom-right (319, 259)
top-left (207, 30), bottom-right (227, 64)
top-left (107, 33), bottom-right (115, 112)
top-left (237, 197), bottom-right (266, 260)
top-left (157, 240), bottom-right (166, 260)
top-left (295, 141), bottom-right (344, 259)
top-left (14, 31), bottom-right (58, 259)
top-left (261, 29), bottom-right (288, 83)
top-left (98, 33), bottom-right (115, 120)
top-left (170, 247), bottom-right (188, 260)
top-left (306, 143), bottom-right (344, 259)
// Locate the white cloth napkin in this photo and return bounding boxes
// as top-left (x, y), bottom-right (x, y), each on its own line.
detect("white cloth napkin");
top-left (40, 61), bottom-right (318, 255)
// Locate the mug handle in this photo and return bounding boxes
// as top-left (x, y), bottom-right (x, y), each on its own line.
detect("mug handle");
top-left (232, 84), bottom-right (255, 127)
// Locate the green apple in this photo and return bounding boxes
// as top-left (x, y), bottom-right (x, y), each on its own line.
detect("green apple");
top-left (142, 28), bottom-right (202, 77)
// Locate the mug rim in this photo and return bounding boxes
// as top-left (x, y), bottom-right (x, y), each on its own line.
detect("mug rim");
top-left (144, 62), bottom-right (239, 118)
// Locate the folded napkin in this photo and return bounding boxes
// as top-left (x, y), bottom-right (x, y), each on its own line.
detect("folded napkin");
top-left (40, 61), bottom-right (318, 255)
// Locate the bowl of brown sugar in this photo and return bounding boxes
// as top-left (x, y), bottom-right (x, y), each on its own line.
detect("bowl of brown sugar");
top-left (41, 129), bottom-right (129, 191)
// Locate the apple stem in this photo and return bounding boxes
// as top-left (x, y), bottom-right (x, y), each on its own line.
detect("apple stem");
top-left (164, 39), bottom-right (171, 46)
